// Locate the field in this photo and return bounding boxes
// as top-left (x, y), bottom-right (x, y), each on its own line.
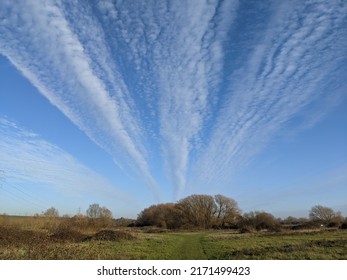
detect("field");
top-left (0, 216), bottom-right (346, 260)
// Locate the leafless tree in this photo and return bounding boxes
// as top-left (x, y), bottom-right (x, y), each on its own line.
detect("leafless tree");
top-left (309, 205), bottom-right (338, 224)
top-left (137, 203), bottom-right (179, 229)
top-left (100, 207), bottom-right (113, 219)
top-left (86, 203), bottom-right (113, 219)
top-left (43, 207), bottom-right (59, 218)
top-left (239, 211), bottom-right (280, 232)
top-left (214, 194), bottom-right (241, 228)
top-left (177, 194), bottom-right (217, 229)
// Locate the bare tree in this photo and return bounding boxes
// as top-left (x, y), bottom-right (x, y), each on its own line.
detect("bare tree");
top-left (177, 194), bottom-right (217, 229)
top-left (309, 205), bottom-right (338, 224)
top-left (136, 194), bottom-right (242, 229)
top-left (100, 207), bottom-right (113, 219)
top-left (86, 203), bottom-right (101, 218)
top-left (137, 203), bottom-right (179, 229)
top-left (86, 203), bottom-right (113, 219)
top-left (239, 211), bottom-right (280, 232)
top-left (214, 194), bottom-right (240, 228)
top-left (43, 207), bottom-right (59, 218)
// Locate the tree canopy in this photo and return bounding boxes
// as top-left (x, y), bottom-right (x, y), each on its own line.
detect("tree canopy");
top-left (86, 203), bottom-right (112, 219)
top-left (309, 205), bottom-right (341, 225)
top-left (43, 207), bottom-right (59, 218)
top-left (137, 194), bottom-right (241, 229)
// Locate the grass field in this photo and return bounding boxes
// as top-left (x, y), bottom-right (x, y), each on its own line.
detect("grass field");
top-left (0, 216), bottom-right (346, 260)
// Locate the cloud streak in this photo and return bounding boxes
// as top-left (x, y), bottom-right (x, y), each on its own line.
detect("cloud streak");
top-left (0, 117), bottom-right (131, 206)
top-left (0, 0), bottom-right (346, 198)
top-left (0, 0), bottom-right (159, 196)
top-left (192, 0), bottom-right (347, 188)
top-left (153, 0), bottom-right (239, 195)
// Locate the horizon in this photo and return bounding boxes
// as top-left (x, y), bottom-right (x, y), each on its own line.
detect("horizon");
top-left (1, 0), bottom-right (346, 219)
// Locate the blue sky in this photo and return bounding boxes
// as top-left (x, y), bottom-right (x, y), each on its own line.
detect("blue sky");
top-left (0, 0), bottom-right (346, 218)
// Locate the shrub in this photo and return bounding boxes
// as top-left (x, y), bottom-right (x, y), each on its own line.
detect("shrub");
top-left (137, 203), bottom-right (180, 229)
top-left (50, 226), bottom-right (86, 242)
top-left (291, 221), bottom-right (322, 230)
top-left (238, 211), bottom-right (281, 232)
top-left (238, 225), bottom-right (256, 233)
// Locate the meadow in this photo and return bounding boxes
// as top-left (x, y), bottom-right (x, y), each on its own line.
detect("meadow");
top-left (0, 215), bottom-right (346, 260)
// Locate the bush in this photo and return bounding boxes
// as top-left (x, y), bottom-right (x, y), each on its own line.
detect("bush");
top-left (238, 225), bottom-right (256, 233)
top-left (327, 215), bottom-right (344, 228)
top-left (50, 226), bottom-right (86, 242)
top-left (137, 203), bottom-right (181, 229)
top-left (238, 211), bottom-right (280, 232)
top-left (327, 221), bottom-right (341, 228)
top-left (291, 221), bottom-right (322, 230)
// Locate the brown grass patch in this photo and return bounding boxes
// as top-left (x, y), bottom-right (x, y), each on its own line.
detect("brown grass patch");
top-left (0, 226), bottom-right (48, 246)
top-left (85, 229), bottom-right (136, 241)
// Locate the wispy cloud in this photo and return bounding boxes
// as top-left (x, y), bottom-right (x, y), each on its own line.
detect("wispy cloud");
top-left (192, 0), bottom-right (347, 188)
top-left (0, 0), bottom-right (345, 198)
top-left (0, 117), bottom-right (133, 209)
top-left (154, 0), bottom-right (239, 195)
top-left (103, 0), bottom-right (240, 195)
top-left (90, 0), bottom-right (241, 195)
top-left (0, 0), bottom-right (240, 197)
top-left (0, 0), bottom-right (159, 196)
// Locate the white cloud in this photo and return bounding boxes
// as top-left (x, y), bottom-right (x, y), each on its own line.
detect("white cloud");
top-left (0, 0), bottom-right (345, 199)
top-left (149, 0), bottom-right (239, 195)
top-left (0, 0), bottom-right (160, 196)
top-left (0, 0), bottom-right (241, 197)
top-left (0, 118), bottom-right (133, 206)
top-left (192, 0), bottom-right (347, 188)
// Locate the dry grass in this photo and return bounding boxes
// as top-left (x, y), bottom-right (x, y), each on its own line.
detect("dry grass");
top-left (203, 229), bottom-right (347, 259)
top-left (85, 229), bottom-right (136, 241)
top-left (1, 215), bottom-right (346, 260)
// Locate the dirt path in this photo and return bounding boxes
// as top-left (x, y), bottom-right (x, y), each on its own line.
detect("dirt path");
top-left (172, 232), bottom-right (207, 260)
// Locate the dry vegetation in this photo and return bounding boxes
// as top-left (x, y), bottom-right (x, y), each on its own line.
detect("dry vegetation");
top-left (203, 229), bottom-right (347, 259)
top-left (0, 215), bottom-right (139, 259)
top-left (1, 196), bottom-right (346, 259)
top-left (0, 214), bottom-right (346, 260)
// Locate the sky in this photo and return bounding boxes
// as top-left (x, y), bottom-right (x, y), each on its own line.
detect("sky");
top-left (0, 0), bottom-right (346, 218)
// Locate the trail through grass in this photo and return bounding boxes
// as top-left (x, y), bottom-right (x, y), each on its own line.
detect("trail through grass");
top-left (170, 232), bottom-right (207, 259)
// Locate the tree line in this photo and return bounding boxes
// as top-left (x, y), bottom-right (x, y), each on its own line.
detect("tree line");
top-left (137, 194), bottom-right (241, 229)
top-left (41, 203), bottom-right (112, 219)
top-left (38, 194), bottom-right (347, 232)
top-left (135, 194), bottom-right (347, 231)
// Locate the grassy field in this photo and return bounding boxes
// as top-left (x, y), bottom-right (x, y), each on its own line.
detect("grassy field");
top-left (203, 230), bottom-right (347, 259)
top-left (0, 216), bottom-right (346, 259)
